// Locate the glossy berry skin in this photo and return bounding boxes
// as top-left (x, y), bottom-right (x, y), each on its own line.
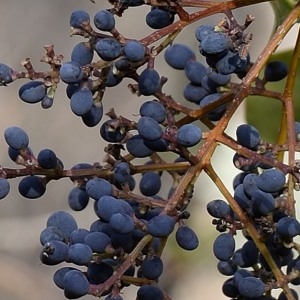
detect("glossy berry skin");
top-left (176, 124), bottom-right (202, 147)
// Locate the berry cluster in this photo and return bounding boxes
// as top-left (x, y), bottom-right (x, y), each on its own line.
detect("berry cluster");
top-left (0, 1), bottom-right (299, 300)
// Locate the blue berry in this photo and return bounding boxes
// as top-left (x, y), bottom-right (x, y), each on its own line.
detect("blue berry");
top-left (206, 199), bottom-right (231, 219)
top-left (68, 243), bottom-right (93, 265)
top-left (94, 10), bottom-right (115, 31)
top-left (147, 214), bottom-right (175, 237)
top-left (264, 61), bottom-right (288, 82)
top-left (100, 119), bottom-right (127, 143)
top-left (195, 25), bottom-right (215, 42)
top-left (139, 101), bottom-right (166, 123)
top-left (40, 240), bottom-right (68, 265)
top-left (60, 61), bottom-right (83, 84)
top-left (199, 92), bottom-right (226, 121)
top-left (164, 44), bottom-right (196, 70)
top-left (63, 269), bottom-right (89, 298)
top-left (68, 187), bottom-right (89, 211)
top-left (183, 83), bottom-right (209, 103)
top-left (184, 60), bottom-right (207, 85)
top-left (123, 40), bottom-right (146, 62)
top-left (4, 126), bottom-right (29, 150)
top-left (256, 169), bottom-right (286, 193)
top-left (200, 32), bottom-right (229, 54)
top-left (175, 225), bottom-right (199, 250)
top-left (236, 124), bottom-right (261, 150)
top-left (18, 81), bottom-right (46, 103)
top-left (0, 63), bottom-right (13, 84)
top-left (276, 216), bottom-right (300, 238)
top-left (46, 211), bottom-right (78, 241)
top-left (37, 149), bottom-right (57, 169)
top-left (71, 42), bottom-right (94, 66)
top-left (238, 277), bottom-right (265, 298)
top-left (0, 177), bottom-right (10, 199)
top-left (126, 134), bottom-right (153, 158)
top-left (70, 10), bottom-right (90, 29)
top-left (137, 116), bottom-right (163, 141)
top-left (137, 285), bottom-right (163, 300)
top-left (70, 87), bottom-right (93, 116)
top-left (95, 38), bottom-right (122, 61)
top-left (213, 233), bottom-right (235, 261)
top-left (82, 103), bottom-right (103, 127)
top-left (138, 68), bottom-right (161, 96)
top-left (139, 171), bottom-right (161, 196)
top-left (140, 255), bottom-right (164, 280)
top-left (176, 124), bottom-right (202, 147)
top-left (109, 213), bottom-right (135, 234)
top-left (18, 175), bottom-right (46, 199)
top-left (84, 231), bottom-right (111, 253)
top-left (146, 7), bottom-right (175, 29)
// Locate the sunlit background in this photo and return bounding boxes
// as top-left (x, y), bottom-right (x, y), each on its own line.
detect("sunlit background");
top-left (0, 1), bottom-right (298, 299)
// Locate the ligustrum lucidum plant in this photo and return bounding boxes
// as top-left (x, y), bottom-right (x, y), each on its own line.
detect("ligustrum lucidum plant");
top-left (1, 0), bottom-right (300, 299)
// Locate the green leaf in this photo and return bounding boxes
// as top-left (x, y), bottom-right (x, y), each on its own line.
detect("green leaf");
top-left (246, 50), bottom-right (300, 143)
top-left (270, 0), bottom-right (297, 29)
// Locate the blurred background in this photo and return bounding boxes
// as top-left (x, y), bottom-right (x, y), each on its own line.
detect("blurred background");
top-left (0, 1), bottom-right (298, 299)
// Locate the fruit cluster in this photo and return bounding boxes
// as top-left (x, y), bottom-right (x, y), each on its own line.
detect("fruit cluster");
top-left (0, 1), bottom-right (299, 300)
